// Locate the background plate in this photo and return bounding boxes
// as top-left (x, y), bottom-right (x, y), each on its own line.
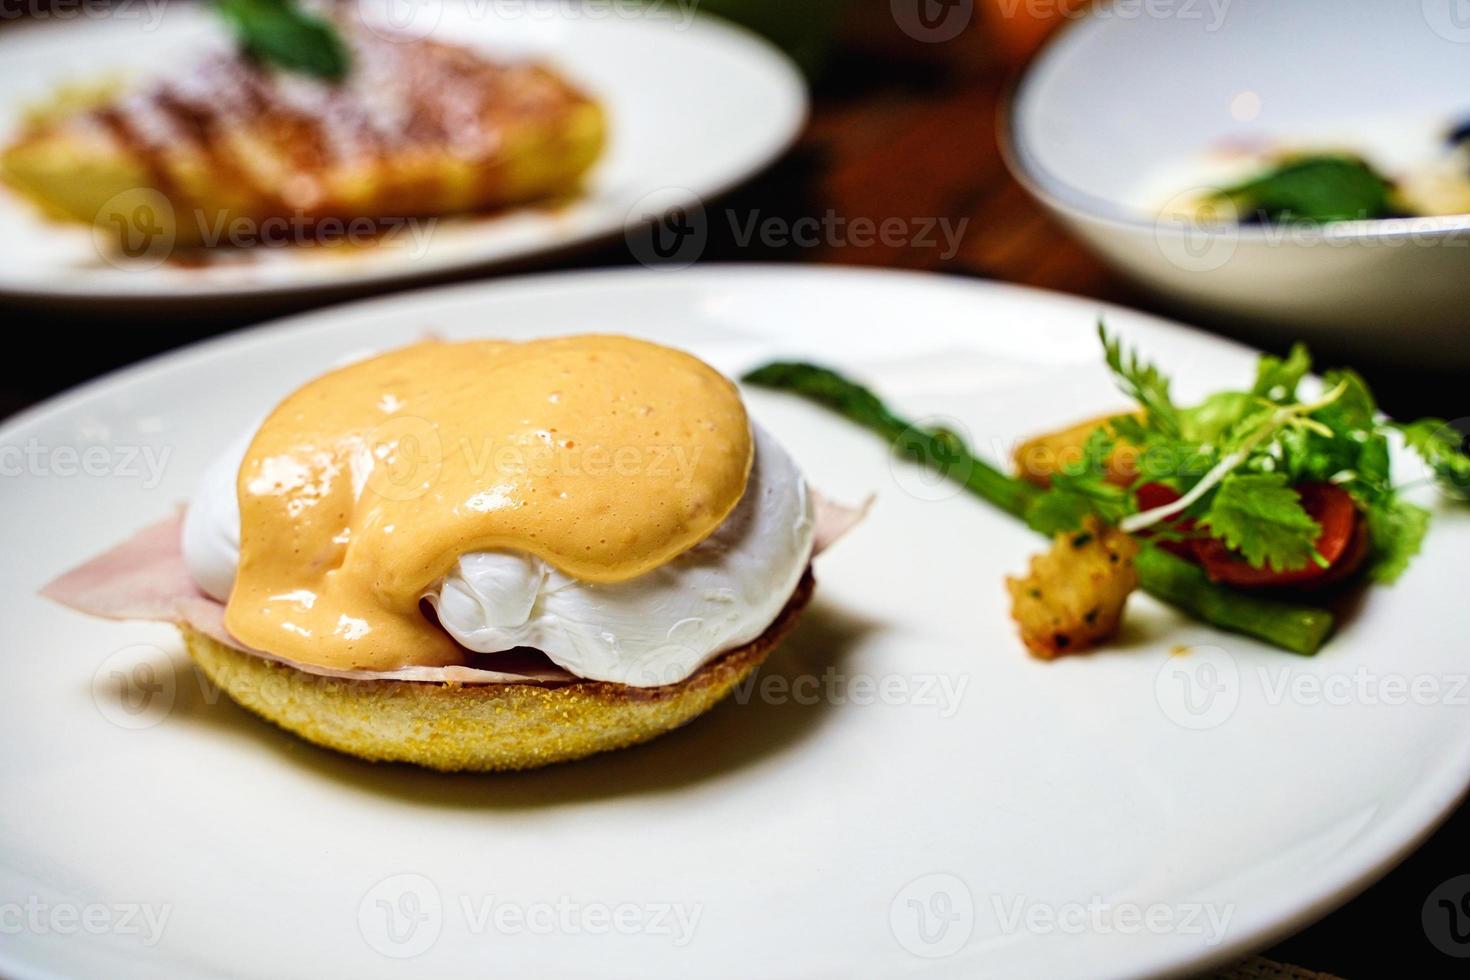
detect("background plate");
top-left (2, 266), bottom-right (1467, 979)
top-left (0, 1), bottom-right (804, 302)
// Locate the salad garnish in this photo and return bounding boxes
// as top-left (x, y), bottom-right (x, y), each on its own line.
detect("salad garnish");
top-left (745, 326), bottom-right (1467, 657)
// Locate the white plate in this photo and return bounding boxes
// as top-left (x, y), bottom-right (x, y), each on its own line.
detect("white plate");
top-left (1004, 0), bottom-right (1470, 365)
top-left (0, 1), bottom-right (804, 303)
top-left (2, 266), bottom-right (1467, 980)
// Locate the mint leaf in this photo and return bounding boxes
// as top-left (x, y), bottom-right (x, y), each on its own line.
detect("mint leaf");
top-left (1199, 473), bottom-right (1321, 571)
top-left (215, 0), bottom-right (349, 81)
top-left (1365, 497), bottom-right (1430, 584)
top-left (1212, 155), bottom-right (1396, 224)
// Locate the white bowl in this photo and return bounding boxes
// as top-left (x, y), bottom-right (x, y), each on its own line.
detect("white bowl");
top-left (1003, 0), bottom-right (1470, 365)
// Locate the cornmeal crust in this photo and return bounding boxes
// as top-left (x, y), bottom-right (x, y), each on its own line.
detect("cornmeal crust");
top-left (181, 569), bottom-right (814, 772)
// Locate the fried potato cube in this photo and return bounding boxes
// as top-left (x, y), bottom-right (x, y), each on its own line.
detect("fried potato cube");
top-left (1006, 517), bottom-right (1140, 659)
top-left (1013, 413), bottom-right (1141, 488)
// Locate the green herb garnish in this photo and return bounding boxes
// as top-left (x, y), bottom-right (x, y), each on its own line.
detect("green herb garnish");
top-left (743, 327), bottom-right (1467, 655)
top-left (1197, 472), bottom-right (1323, 572)
top-left (1210, 154), bottom-right (1397, 224)
top-left (742, 361), bottom-right (1335, 655)
top-left (1396, 418), bottom-right (1470, 500)
top-left (215, 0), bottom-right (350, 81)
top-left (1061, 324), bottom-right (1444, 585)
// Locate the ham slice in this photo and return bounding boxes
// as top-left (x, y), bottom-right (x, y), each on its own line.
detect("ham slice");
top-left (812, 490), bottom-right (872, 554)
top-left (42, 513), bottom-right (576, 685)
top-left (41, 493), bottom-right (865, 685)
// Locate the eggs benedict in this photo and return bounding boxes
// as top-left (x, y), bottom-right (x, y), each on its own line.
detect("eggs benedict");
top-left (43, 336), bottom-right (860, 771)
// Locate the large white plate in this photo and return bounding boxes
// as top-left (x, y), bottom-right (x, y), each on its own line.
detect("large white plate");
top-left (2, 267), bottom-right (1466, 979)
top-left (0, 1), bottom-right (804, 303)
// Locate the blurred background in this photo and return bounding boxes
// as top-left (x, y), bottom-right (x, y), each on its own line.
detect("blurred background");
top-left (4, 0), bottom-right (1465, 424)
top-left (0, 2), bottom-right (1465, 975)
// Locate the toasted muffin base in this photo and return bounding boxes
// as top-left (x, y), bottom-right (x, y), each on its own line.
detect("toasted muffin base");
top-left (181, 569), bottom-right (813, 772)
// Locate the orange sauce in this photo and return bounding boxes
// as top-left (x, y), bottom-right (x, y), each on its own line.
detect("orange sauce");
top-left (224, 336), bottom-right (752, 670)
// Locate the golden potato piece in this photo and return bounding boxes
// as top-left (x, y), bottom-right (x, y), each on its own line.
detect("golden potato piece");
top-left (1013, 412), bottom-right (1141, 488)
top-left (1006, 518), bottom-right (1140, 659)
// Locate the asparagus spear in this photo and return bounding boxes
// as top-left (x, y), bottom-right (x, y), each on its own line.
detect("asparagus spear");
top-left (743, 361), bottom-right (1335, 655)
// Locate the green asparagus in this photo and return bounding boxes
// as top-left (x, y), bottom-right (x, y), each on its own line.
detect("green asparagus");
top-left (742, 361), bottom-right (1337, 654)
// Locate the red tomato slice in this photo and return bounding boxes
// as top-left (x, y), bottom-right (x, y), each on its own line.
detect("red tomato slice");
top-left (1192, 481), bottom-right (1362, 589)
top-left (1133, 482), bottom-right (1195, 560)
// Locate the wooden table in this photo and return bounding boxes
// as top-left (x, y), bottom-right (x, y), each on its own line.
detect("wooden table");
top-left (0, 6), bottom-right (1463, 977)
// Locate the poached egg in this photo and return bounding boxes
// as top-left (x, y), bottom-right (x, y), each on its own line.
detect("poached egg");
top-left (183, 421), bottom-right (814, 687)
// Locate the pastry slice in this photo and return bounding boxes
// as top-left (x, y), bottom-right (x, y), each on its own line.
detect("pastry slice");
top-left (1, 20), bottom-right (605, 252)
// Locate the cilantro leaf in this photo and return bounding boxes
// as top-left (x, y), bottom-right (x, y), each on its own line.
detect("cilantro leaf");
top-left (1025, 489), bottom-right (1097, 536)
top-left (215, 0), bottom-right (350, 81)
top-left (1023, 424), bottom-right (1132, 534)
top-left (1099, 322), bottom-right (1180, 437)
top-left (1251, 343), bottom-right (1312, 402)
top-left (1025, 475), bottom-right (1131, 535)
top-left (1277, 370), bottom-right (1388, 496)
top-left (1364, 496), bottom-right (1430, 584)
top-left (1315, 369), bottom-right (1378, 430)
top-left (1199, 473), bottom-right (1322, 571)
top-left (1397, 418), bottom-right (1470, 500)
top-left (1104, 412), bottom-right (1208, 486)
top-left (1180, 390), bottom-right (1257, 444)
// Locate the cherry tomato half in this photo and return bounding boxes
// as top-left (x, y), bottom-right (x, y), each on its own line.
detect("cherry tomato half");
top-left (1133, 482), bottom-right (1195, 560)
top-left (1192, 481), bottom-right (1363, 589)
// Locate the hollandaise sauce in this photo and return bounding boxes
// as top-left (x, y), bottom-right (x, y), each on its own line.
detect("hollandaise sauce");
top-left (225, 336), bottom-right (752, 670)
